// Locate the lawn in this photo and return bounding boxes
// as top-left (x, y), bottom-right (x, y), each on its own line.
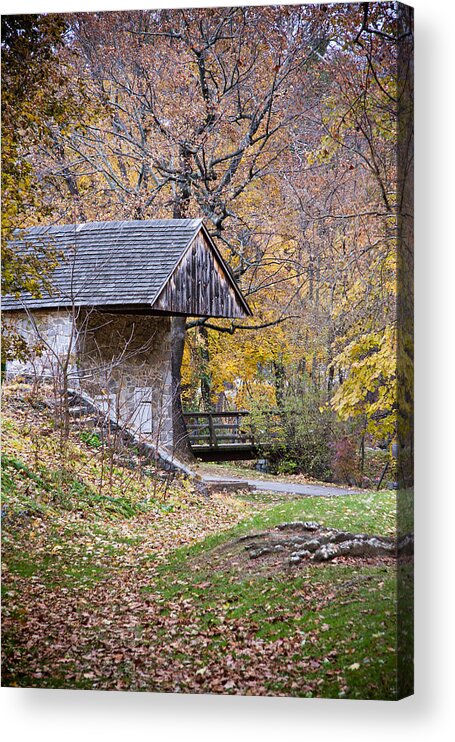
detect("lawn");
top-left (140, 492), bottom-right (400, 699)
top-left (1, 385), bottom-right (406, 698)
top-left (2, 472), bottom-right (400, 697)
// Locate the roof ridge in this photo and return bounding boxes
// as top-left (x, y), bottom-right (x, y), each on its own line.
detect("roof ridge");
top-left (13, 217), bottom-right (204, 235)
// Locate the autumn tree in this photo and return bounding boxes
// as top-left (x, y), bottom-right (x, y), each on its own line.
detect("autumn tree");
top-left (181, 2), bottom-right (409, 470)
top-left (1, 14), bottom-right (83, 366)
top-left (263, 2), bottom-right (405, 444)
top-left (32, 6), bottom-right (329, 455)
top-left (1, 15), bottom-right (73, 287)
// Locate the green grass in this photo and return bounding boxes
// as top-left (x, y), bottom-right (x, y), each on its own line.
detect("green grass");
top-left (2, 423), bottom-right (404, 698)
top-left (131, 489), bottom-right (401, 699)
top-left (1, 452), bottom-right (149, 521)
top-left (8, 554), bottom-right (107, 588)
top-left (159, 490), bottom-right (397, 572)
top-left (146, 545), bottom-right (398, 699)
top-left (242, 490), bottom-right (397, 534)
top-left (5, 546), bottom-right (108, 589)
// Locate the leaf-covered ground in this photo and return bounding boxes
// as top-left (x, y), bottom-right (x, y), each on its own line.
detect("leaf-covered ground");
top-left (1, 383), bottom-right (406, 698)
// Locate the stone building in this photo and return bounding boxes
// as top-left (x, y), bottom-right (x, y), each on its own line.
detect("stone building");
top-left (3, 218), bottom-right (251, 451)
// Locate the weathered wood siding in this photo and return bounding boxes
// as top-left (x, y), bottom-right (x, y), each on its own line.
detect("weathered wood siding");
top-left (152, 232), bottom-right (248, 318)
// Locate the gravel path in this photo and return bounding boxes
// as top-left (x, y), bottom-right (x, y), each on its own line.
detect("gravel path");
top-left (201, 475), bottom-right (362, 498)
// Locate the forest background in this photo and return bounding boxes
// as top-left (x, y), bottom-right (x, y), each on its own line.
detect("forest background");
top-left (1, 2), bottom-right (411, 486)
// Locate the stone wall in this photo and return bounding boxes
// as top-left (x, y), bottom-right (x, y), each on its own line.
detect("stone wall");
top-left (5, 308), bottom-right (174, 450)
top-left (4, 309), bottom-right (78, 382)
top-left (75, 310), bottom-right (173, 449)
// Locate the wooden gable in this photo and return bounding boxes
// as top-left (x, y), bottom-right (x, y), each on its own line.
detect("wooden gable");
top-left (151, 226), bottom-right (251, 319)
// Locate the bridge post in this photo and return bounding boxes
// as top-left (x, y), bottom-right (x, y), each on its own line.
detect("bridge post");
top-left (208, 413), bottom-right (217, 448)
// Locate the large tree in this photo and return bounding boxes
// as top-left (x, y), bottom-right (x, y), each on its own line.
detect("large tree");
top-left (34, 6), bottom-right (328, 455)
top-left (1, 14), bottom-right (70, 293)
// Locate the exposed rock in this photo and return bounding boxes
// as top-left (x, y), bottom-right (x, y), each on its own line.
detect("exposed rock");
top-left (313, 536), bottom-right (396, 562)
top-left (328, 531), bottom-right (357, 544)
top-left (276, 521), bottom-right (320, 532)
top-left (302, 539), bottom-right (321, 553)
top-left (289, 536), bottom-right (311, 547)
top-left (248, 547), bottom-right (272, 559)
top-left (245, 542), bottom-right (261, 551)
top-left (313, 543), bottom-right (340, 562)
top-left (302, 521), bottom-right (321, 531)
top-left (365, 537), bottom-right (395, 554)
top-left (289, 549), bottom-right (312, 564)
top-left (241, 521), bottom-right (411, 565)
top-left (237, 532), bottom-right (268, 543)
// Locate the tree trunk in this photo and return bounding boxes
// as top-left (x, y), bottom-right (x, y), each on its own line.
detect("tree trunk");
top-left (359, 432), bottom-right (366, 475)
top-left (198, 325), bottom-right (212, 411)
top-left (173, 144), bottom-right (192, 221)
top-left (170, 315), bottom-right (194, 462)
top-left (327, 362), bottom-right (334, 397)
top-left (273, 359), bottom-right (286, 410)
top-left (169, 150), bottom-right (195, 461)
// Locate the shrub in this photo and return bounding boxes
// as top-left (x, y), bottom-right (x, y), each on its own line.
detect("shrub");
top-left (249, 388), bottom-right (334, 481)
top-left (276, 458), bottom-right (298, 475)
top-left (330, 437), bottom-right (360, 485)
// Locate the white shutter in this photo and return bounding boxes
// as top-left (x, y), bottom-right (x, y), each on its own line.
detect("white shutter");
top-left (132, 387), bottom-right (153, 433)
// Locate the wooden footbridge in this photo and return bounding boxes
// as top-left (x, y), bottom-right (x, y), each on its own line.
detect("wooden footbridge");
top-left (183, 411), bottom-right (259, 461)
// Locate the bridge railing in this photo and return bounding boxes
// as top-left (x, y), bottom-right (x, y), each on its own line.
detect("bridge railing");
top-left (183, 410), bottom-right (253, 449)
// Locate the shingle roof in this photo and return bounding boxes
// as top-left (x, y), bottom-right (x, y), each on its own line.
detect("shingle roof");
top-left (2, 218), bottom-right (206, 311)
